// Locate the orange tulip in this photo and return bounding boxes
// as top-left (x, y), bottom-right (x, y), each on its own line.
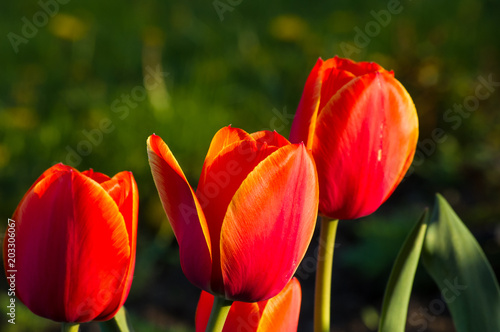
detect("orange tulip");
top-left (147, 126), bottom-right (318, 302)
top-left (3, 163), bottom-right (138, 323)
top-left (196, 277), bottom-right (302, 332)
top-left (290, 56), bottom-right (418, 220)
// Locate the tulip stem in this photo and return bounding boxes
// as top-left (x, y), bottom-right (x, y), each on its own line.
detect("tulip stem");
top-left (205, 296), bottom-right (232, 332)
top-left (314, 217), bottom-right (339, 332)
top-left (61, 323), bottom-right (79, 332)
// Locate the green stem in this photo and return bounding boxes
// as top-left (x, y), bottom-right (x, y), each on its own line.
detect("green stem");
top-left (205, 296), bottom-right (232, 332)
top-left (61, 323), bottom-right (79, 332)
top-left (314, 217), bottom-right (339, 332)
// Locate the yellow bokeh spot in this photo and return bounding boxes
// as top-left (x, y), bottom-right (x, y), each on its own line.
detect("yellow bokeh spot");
top-left (269, 15), bottom-right (308, 42)
top-left (143, 26), bottom-right (165, 47)
top-left (0, 144), bottom-right (11, 169)
top-left (418, 63), bottom-right (440, 87)
top-left (1, 107), bottom-right (38, 130)
top-left (49, 14), bottom-right (88, 41)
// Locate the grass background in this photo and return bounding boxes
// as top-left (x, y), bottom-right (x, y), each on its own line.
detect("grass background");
top-left (0, 0), bottom-right (499, 331)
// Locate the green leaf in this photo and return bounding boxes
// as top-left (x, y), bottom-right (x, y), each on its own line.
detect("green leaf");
top-left (378, 210), bottom-right (428, 332)
top-left (422, 194), bottom-right (500, 332)
top-left (99, 307), bottom-right (135, 332)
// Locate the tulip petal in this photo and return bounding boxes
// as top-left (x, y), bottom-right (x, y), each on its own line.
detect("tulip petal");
top-left (81, 169), bottom-right (111, 183)
top-left (290, 56), bottom-right (390, 148)
top-left (220, 144), bottom-right (318, 301)
top-left (325, 56), bottom-right (387, 77)
top-left (256, 277), bottom-right (301, 332)
top-left (250, 130), bottom-right (290, 148)
top-left (13, 169), bottom-right (130, 323)
top-left (197, 139), bottom-right (279, 294)
top-left (289, 58), bottom-right (324, 148)
top-left (202, 126), bottom-right (252, 172)
top-left (314, 71), bottom-right (418, 219)
top-left (95, 171), bottom-right (139, 320)
top-left (317, 67), bottom-right (356, 117)
top-left (12, 163), bottom-right (72, 217)
top-left (147, 134), bottom-right (213, 291)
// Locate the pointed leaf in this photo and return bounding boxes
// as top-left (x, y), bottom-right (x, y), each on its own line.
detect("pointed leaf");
top-left (379, 210), bottom-right (428, 332)
top-left (422, 194), bottom-right (500, 332)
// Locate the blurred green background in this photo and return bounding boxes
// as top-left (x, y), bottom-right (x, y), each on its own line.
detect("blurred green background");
top-left (1, 0), bottom-right (499, 331)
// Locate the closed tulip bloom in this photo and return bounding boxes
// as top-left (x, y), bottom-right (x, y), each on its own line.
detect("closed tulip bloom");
top-left (147, 126), bottom-right (318, 302)
top-left (290, 56), bottom-right (418, 220)
top-left (3, 164), bottom-right (138, 323)
top-left (196, 277), bottom-right (302, 332)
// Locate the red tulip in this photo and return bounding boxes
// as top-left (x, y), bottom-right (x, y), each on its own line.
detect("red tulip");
top-left (196, 277), bottom-right (302, 332)
top-left (147, 126), bottom-right (318, 302)
top-left (290, 56), bottom-right (418, 220)
top-left (3, 163), bottom-right (138, 323)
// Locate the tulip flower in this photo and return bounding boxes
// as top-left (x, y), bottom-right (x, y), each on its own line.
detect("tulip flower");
top-left (290, 56), bottom-right (418, 220)
top-left (3, 163), bottom-right (138, 324)
top-left (147, 126), bottom-right (318, 303)
top-left (196, 277), bottom-right (302, 332)
top-left (289, 56), bottom-right (418, 332)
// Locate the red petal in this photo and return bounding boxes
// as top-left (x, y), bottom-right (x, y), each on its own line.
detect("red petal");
top-left (81, 169), bottom-right (111, 183)
top-left (11, 169), bottom-right (130, 322)
top-left (220, 144), bottom-right (318, 301)
top-left (95, 171), bottom-right (139, 320)
top-left (314, 71), bottom-right (418, 219)
top-left (290, 57), bottom-right (391, 149)
top-left (325, 56), bottom-right (388, 77)
top-left (317, 67), bottom-right (356, 117)
top-left (197, 139), bottom-right (279, 294)
top-left (147, 134), bottom-right (213, 291)
top-left (195, 291), bottom-right (215, 332)
top-left (289, 58), bottom-right (324, 148)
top-left (250, 130), bottom-right (290, 148)
top-left (12, 164), bottom-right (73, 218)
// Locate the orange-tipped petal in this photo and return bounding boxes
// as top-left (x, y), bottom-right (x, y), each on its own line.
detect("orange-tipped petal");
top-left (12, 169), bottom-right (130, 323)
top-left (256, 277), bottom-right (301, 331)
top-left (202, 126), bottom-right (253, 171)
top-left (250, 130), bottom-right (290, 147)
top-left (197, 139), bottom-right (279, 294)
top-left (95, 171), bottom-right (139, 321)
top-left (147, 134), bottom-right (213, 291)
top-left (314, 71), bottom-right (418, 219)
top-left (195, 278), bottom-right (302, 332)
top-left (220, 144), bottom-right (318, 301)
